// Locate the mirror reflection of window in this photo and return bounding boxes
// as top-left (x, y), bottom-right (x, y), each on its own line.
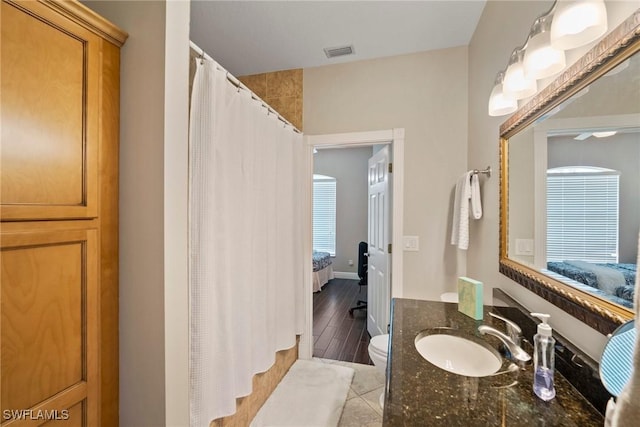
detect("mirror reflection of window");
top-left (545, 167), bottom-right (637, 308)
top-left (547, 129), bottom-right (640, 267)
top-left (546, 166), bottom-right (620, 263)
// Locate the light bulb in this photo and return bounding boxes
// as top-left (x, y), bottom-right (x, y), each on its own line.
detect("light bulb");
top-left (524, 12), bottom-right (566, 80)
top-left (504, 47), bottom-right (537, 99)
top-left (551, 0), bottom-right (607, 50)
top-left (488, 71), bottom-right (517, 117)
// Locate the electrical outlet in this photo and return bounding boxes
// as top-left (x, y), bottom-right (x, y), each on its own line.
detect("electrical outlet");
top-left (348, 259), bottom-right (354, 266)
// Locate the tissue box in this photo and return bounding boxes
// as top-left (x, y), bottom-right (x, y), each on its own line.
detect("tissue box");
top-left (457, 276), bottom-right (484, 320)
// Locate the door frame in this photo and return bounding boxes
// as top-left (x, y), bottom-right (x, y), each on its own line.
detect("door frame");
top-left (299, 128), bottom-right (405, 359)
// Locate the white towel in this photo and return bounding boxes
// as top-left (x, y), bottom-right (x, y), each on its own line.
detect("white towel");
top-left (606, 232), bottom-right (640, 427)
top-left (451, 171), bottom-right (483, 250)
top-left (471, 173), bottom-right (483, 220)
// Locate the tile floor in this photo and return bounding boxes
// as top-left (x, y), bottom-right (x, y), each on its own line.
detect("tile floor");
top-left (315, 358), bottom-right (385, 427)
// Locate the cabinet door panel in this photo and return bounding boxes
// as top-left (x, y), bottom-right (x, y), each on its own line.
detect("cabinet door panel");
top-left (1, 0), bottom-right (99, 220)
top-left (1, 227), bottom-right (98, 426)
top-left (41, 402), bottom-right (84, 427)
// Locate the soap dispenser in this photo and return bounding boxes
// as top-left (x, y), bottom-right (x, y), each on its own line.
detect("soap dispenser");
top-left (531, 313), bottom-right (556, 401)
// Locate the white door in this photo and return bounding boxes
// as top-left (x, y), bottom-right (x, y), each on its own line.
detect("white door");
top-left (367, 146), bottom-right (391, 337)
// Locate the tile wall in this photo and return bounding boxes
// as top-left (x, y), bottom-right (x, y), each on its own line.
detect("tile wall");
top-left (211, 343), bottom-right (298, 427)
top-left (239, 69), bottom-right (303, 131)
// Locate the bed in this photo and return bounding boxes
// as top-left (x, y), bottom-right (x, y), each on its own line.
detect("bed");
top-left (313, 250), bottom-right (334, 292)
top-left (546, 261), bottom-right (636, 308)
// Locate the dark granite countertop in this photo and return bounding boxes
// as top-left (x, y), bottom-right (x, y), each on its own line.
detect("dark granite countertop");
top-left (383, 298), bottom-right (604, 426)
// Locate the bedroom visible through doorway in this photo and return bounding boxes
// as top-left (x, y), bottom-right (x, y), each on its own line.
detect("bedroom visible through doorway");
top-left (300, 129), bottom-right (405, 362)
top-left (312, 146), bottom-right (375, 364)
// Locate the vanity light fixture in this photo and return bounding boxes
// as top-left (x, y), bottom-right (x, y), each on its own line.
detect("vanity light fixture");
top-left (488, 71), bottom-right (518, 117)
top-left (550, 0), bottom-right (608, 50)
top-left (524, 9), bottom-right (566, 80)
top-left (487, 0), bottom-right (608, 117)
top-left (503, 47), bottom-right (538, 100)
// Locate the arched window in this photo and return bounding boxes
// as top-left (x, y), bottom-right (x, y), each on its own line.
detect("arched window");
top-left (313, 174), bottom-right (336, 255)
top-left (547, 166), bottom-right (619, 263)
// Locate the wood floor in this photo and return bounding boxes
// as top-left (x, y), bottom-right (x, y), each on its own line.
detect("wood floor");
top-left (313, 278), bottom-right (373, 365)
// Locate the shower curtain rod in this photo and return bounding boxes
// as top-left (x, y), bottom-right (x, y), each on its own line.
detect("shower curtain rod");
top-left (189, 40), bottom-right (301, 134)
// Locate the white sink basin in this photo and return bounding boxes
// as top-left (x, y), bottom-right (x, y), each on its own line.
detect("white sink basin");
top-left (414, 329), bottom-right (502, 377)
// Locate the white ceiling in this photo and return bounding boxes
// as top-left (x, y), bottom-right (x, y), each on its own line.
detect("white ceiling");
top-left (190, 1), bottom-right (487, 76)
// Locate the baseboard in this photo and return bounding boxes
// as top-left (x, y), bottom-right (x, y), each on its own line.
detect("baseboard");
top-left (333, 271), bottom-right (360, 280)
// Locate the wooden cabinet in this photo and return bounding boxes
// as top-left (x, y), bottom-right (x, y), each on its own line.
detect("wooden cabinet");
top-left (1, 1), bottom-right (127, 425)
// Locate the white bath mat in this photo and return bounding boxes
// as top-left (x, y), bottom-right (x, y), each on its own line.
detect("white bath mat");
top-left (250, 359), bottom-right (355, 427)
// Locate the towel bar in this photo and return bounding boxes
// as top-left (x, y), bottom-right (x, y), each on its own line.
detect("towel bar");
top-left (472, 166), bottom-right (491, 178)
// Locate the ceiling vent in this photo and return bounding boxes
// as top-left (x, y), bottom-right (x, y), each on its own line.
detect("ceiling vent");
top-left (324, 45), bottom-right (355, 59)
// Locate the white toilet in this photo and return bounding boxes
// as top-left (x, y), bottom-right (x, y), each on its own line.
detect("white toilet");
top-left (368, 333), bottom-right (390, 409)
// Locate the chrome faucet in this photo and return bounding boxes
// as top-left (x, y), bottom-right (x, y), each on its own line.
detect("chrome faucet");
top-left (489, 312), bottom-right (522, 346)
top-left (478, 325), bottom-right (532, 365)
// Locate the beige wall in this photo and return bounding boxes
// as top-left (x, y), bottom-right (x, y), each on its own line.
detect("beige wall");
top-left (163, 2), bottom-right (191, 424)
top-left (304, 46), bottom-right (469, 300)
top-left (84, 2), bottom-right (168, 425)
top-left (467, 0), bottom-right (639, 361)
top-left (82, 1), bottom-right (191, 425)
top-left (313, 147), bottom-right (371, 273)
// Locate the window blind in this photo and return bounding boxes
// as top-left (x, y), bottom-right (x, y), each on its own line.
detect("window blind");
top-left (546, 167), bottom-right (619, 263)
top-left (313, 175), bottom-right (336, 255)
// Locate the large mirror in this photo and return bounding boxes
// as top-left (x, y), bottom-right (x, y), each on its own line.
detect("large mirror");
top-left (500, 10), bottom-right (639, 335)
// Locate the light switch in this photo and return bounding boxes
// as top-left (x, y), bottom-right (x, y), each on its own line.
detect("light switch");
top-left (403, 236), bottom-right (419, 251)
top-left (515, 238), bottom-right (534, 256)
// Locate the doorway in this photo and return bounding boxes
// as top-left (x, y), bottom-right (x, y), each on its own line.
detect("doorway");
top-left (300, 129), bottom-right (405, 359)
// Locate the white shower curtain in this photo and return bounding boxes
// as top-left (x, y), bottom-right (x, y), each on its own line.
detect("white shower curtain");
top-left (189, 58), bottom-right (305, 426)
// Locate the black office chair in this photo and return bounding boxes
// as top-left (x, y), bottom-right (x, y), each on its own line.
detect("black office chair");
top-left (349, 241), bottom-right (368, 315)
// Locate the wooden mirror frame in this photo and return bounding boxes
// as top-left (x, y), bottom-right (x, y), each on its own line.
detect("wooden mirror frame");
top-left (499, 10), bottom-right (640, 336)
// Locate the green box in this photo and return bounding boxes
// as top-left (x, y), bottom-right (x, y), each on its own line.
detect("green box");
top-left (457, 276), bottom-right (484, 320)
